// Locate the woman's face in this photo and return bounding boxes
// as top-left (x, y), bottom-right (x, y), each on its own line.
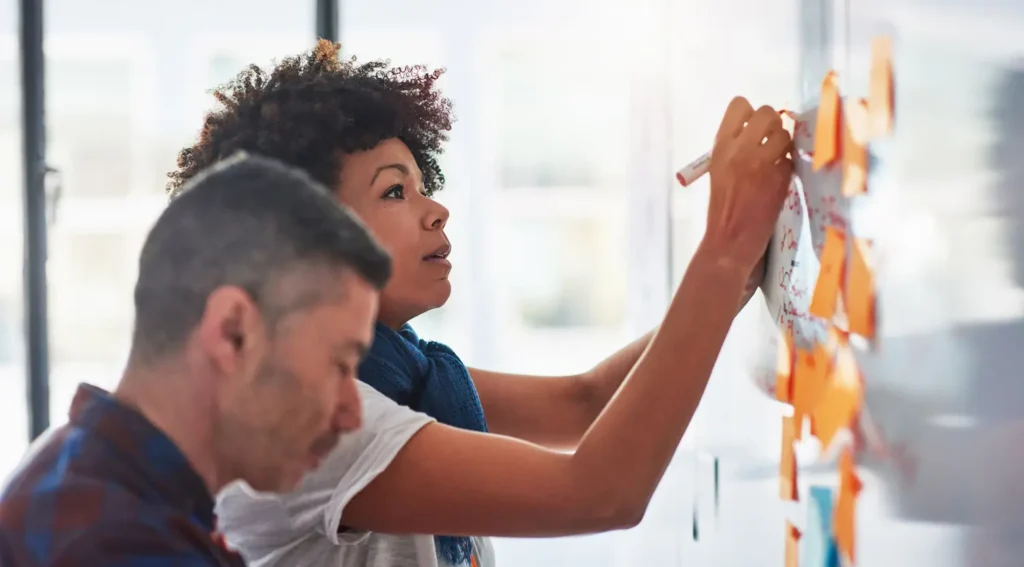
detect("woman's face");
top-left (335, 138), bottom-right (452, 328)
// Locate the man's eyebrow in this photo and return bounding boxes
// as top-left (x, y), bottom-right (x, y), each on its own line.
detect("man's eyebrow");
top-left (355, 341), bottom-right (370, 360)
top-left (344, 337), bottom-right (372, 360)
top-left (333, 339), bottom-right (370, 362)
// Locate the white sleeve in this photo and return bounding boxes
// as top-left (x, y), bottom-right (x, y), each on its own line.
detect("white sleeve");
top-left (215, 382), bottom-right (434, 553)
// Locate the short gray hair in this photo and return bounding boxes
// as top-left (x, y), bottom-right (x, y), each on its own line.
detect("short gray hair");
top-left (131, 152), bottom-right (390, 361)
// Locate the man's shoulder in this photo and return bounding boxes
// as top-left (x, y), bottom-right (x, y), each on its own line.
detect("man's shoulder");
top-left (1, 422), bottom-right (127, 514)
top-left (2, 421), bottom-right (132, 503)
top-left (2, 423), bottom-right (76, 493)
top-left (3, 515), bottom-right (240, 567)
top-left (2, 470), bottom-right (236, 567)
top-left (0, 424), bottom-right (151, 564)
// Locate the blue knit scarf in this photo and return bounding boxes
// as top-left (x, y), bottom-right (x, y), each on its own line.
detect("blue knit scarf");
top-left (358, 322), bottom-right (487, 567)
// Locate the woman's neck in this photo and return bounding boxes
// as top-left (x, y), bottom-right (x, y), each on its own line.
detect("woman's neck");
top-left (377, 304), bottom-right (428, 330)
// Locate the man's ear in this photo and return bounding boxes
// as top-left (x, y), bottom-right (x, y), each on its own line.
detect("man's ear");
top-left (196, 286), bottom-right (268, 379)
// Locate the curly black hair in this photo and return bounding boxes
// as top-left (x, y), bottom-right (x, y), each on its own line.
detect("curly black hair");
top-left (168, 40), bottom-right (454, 197)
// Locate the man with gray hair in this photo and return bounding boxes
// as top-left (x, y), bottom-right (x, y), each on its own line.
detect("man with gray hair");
top-left (0, 153), bottom-right (391, 566)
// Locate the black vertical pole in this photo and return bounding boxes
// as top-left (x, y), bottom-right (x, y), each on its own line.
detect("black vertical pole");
top-left (316, 0), bottom-right (338, 43)
top-left (19, 0), bottom-right (50, 440)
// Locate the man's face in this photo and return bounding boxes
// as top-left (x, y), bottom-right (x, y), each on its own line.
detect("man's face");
top-left (214, 269), bottom-right (378, 492)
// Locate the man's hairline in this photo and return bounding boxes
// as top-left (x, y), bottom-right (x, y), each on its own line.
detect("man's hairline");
top-left (258, 262), bottom-right (371, 334)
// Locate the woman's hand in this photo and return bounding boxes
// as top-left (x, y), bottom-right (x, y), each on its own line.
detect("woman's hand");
top-left (703, 98), bottom-right (793, 276)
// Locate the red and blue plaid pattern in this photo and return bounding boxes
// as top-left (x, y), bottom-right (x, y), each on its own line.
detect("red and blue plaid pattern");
top-left (0, 384), bottom-right (246, 566)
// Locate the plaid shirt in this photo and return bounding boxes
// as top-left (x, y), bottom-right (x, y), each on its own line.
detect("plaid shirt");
top-left (0, 384), bottom-right (246, 566)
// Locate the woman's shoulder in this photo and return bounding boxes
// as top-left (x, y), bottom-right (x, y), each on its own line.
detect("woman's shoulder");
top-left (215, 385), bottom-right (437, 544)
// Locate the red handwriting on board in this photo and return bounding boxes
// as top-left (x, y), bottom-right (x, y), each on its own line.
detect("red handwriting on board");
top-left (778, 267), bottom-right (792, 290)
top-left (782, 300), bottom-right (808, 320)
top-left (825, 212), bottom-right (849, 231)
top-left (780, 227), bottom-right (798, 252)
top-left (776, 266), bottom-right (808, 301)
top-left (785, 190), bottom-right (802, 212)
top-left (790, 284), bottom-right (806, 300)
top-left (794, 120), bottom-right (811, 140)
top-left (815, 195), bottom-right (848, 232)
top-left (776, 313), bottom-right (796, 337)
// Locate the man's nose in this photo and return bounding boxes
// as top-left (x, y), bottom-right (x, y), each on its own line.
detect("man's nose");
top-left (333, 378), bottom-right (363, 432)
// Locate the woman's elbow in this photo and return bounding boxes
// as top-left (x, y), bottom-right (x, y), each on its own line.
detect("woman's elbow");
top-left (578, 492), bottom-right (648, 533)
top-left (610, 497), bottom-right (648, 530)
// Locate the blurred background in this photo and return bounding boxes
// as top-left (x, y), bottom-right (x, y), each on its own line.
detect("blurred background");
top-left (1, 0), bottom-right (1022, 565)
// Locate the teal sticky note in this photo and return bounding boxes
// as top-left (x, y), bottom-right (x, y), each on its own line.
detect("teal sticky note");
top-left (805, 486), bottom-right (840, 567)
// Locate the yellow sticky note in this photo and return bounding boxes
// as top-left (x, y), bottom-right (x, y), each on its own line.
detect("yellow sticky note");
top-left (842, 99), bottom-right (870, 197)
top-left (776, 330), bottom-right (795, 404)
top-left (813, 71), bottom-right (842, 171)
top-left (812, 340), bottom-right (863, 449)
top-left (785, 522), bottom-right (802, 567)
top-left (868, 35), bottom-right (895, 137)
top-left (810, 227), bottom-right (847, 320)
top-left (780, 416), bottom-right (799, 501)
top-left (846, 238), bottom-right (876, 339)
top-left (834, 448), bottom-right (863, 564)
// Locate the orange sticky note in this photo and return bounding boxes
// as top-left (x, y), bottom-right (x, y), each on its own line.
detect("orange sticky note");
top-left (842, 98), bottom-right (870, 196)
top-left (792, 342), bottom-right (831, 438)
top-left (785, 523), bottom-right (802, 567)
top-left (780, 416), bottom-right (798, 501)
top-left (834, 448), bottom-right (863, 564)
top-left (813, 71), bottom-right (842, 171)
top-left (812, 341), bottom-right (863, 449)
top-left (868, 35), bottom-right (895, 137)
top-left (826, 325), bottom-right (848, 353)
top-left (846, 238), bottom-right (876, 339)
top-left (776, 330), bottom-right (795, 403)
top-left (810, 227), bottom-right (847, 320)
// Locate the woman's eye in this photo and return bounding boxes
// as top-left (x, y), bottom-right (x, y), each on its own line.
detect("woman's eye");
top-left (383, 184), bottom-right (405, 199)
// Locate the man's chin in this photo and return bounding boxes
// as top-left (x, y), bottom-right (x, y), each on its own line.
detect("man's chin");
top-left (242, 467), bottom-right (305, 494)
top-left (273, 470), bottom-right (308, 493)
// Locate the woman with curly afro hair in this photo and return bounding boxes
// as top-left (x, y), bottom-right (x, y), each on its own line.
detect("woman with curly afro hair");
top-left (173, 40), bottom-right (790, 567)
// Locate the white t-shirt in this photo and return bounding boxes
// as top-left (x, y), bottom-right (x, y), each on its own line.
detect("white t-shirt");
top-left (215, 382), bottom-right (495, 567)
